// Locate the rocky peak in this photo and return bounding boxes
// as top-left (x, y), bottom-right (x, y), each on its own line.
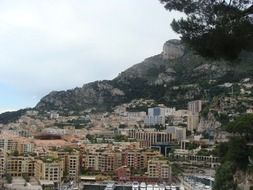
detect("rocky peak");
top-left (162, 39), bottom-right (185, 60)
top-left (33, 38), bottom-right (253, 114)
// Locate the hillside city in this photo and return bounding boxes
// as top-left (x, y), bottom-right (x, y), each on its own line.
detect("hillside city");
top-left (0, 36), bottom-right (253, 190)
top-left (0, 37), bottom-right (253, 190)
top-left (0, 1), bottom-right (253, 190)
top-left (0, 99), bottom-right (215, 189)
top-left (1, 86), bottom-right (253, 190)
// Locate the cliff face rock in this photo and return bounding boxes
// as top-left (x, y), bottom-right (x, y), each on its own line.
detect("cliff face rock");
top-left (198, 113), bottom-right (222, 132)
top-left (35, 39), bottom-right (253, 112)
top-left (36, 81), bottom-right (126, 112)
top-left (162, 39), bottom-right (185, 60)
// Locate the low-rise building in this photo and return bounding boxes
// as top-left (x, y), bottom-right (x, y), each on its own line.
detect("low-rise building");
top-left (129, 129), bottom-right (173, 146)
top-left (127, 112), bottom-right (146, 121)
top-left (168, 149), bottom-right (220, 168)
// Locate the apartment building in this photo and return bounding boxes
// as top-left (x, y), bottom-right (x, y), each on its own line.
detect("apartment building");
top-left (147, 158), bottom-right (171, 179)
top-left (121, 149), bottom-right (161, 171)
top-left (187, 112), bottom-right (199, 132)
top-left (168, 151), bottom-right (220, 168)
top-left (129, 129), bottom-right (173, 146)
top-left (144, 107), bottom-right (166, 126)
top-left (122, 151), bottom-right (141, 170)
top-left (34, 158), bottom-right (63, 184)
top-left (17, 140), bottom-right (34, 154)
top-left (140, 150), bottom-right (161, 169)
top-left (167, 126), bottom-right (186, 141)
top-left (83, 153), bottom-right (99, 171)
top-left (0, 133), bottom-right (35, 154)
top-left (83, 151), bottom-right (122, 173)
top-left (0, 149), bottom-right (6, 178)
top-left (6, 155), bottom-right (35, 177)
top-left (49, 149), bottom-right (80, 181)
top-left (188, 100), bottom-right (202, 114)
top-left (127, 112), bottom-right (146, 121)
top-left (115, 166), bottom-right (131, 181)
top-left (98, 152), bottom-right (122, 172)
top-left (165, 107), bottom-right (176, 116)
top-left (0, 138), bottom-right (17, 152)
top-left (67, 154), bottom-right (80, 180)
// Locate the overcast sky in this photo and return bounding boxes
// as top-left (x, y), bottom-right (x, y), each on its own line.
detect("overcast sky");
top-left (0, 0), bottom-right (182, 113)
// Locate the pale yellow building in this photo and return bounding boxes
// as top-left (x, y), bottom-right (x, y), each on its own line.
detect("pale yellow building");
top-left (6, 155), bottom-right (35, 177)
top-left (98, 151), bottom-right (122, 172)
top-left (147, 158), bottom-right (171, 179)
top-left (187, 112), bottom-right (199, 132)
top-left (83, 153), bottom-right (99, 171)
top-left (17, 140), bottom-right (34, 154)
top-left (49, 149), bottom-right (80, 181)
top-left (0, 134), bottom-right (34, 154)
top-left (34, 158), bottom-right (63, 183)
top-left (0, 138), bottom-right (17, 152)
top-left (67, 154), bottom-right (80, 180)
top-left (0, 149), bottom-right (6, 178)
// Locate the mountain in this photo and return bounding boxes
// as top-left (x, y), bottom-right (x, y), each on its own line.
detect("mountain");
top-left (35, 39), bottom-right (253, 113)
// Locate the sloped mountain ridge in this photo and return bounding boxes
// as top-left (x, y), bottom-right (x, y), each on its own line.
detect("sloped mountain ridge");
top-left (35, 39), bottom-right (253, 112)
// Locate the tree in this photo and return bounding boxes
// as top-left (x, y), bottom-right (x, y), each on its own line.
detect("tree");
top-left (22, 173), bottom-right (30, 182)
top-left (214, 161), bottom-right (237, 190)
top-left (5, 174), bottom-right (12, 184)
top-left (225, 113), bottom-right (253, 139)
top-left (160, 0), bottom-right (253, 60)
top-left (213, 138), bottom-right (249, 189)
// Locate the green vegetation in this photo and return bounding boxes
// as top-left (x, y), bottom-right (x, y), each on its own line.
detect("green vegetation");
top-left (213, 137), bottom-right (251, 189)
top-left (55, 117), bottom-right (90, 129)
top-left (214, 161), bottom-right (237, 190)
top-left (68, 118), bottom-right (90, 129)
top-left (213, 114), bottom-right (253, 190)
top-left (197, 149), bottom-right (213, 156)
top-left (171, 163), bottom-right (184, 177)
top-left (41, 156), bottom-right (60, 163)
top-left (113, 135), bottom-right (128, 142)
top-left (225, 113), bottom-right (253, 140)
top-left (22, 173), bottom-right (30, 182)
top-left (160, 0), bottom-right (253, 60)
top-left (186, 142), bottom-right (198, 150)
top-left (126, 106), bottom-right (148, 112)
top-left (212, 111), bottom-right (230, 125)
top-left (200, 105), bottom-right (210, 118)
top-left (86, 134), bottom-right (97, 143)
top-left (62, 147), bottom-right (74, 153)
top-left (118, 124), bottom-right (127, 129)
top-left (0, 108), bottom-right (30, 124)
top-left (5, 174), bottom-right (12, 184)
top-left (12, 150), bottom-right (19, 156)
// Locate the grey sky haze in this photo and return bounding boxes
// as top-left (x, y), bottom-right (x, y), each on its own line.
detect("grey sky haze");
top-left (0, 0), bottom-right (182, 113)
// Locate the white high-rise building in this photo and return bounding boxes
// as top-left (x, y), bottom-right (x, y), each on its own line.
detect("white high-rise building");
top-left (144, 107), bottom-right (166, 126)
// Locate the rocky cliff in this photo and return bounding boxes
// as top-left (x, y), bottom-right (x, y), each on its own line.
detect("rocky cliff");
top-left (35, 39), bottom-right (253, 113)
